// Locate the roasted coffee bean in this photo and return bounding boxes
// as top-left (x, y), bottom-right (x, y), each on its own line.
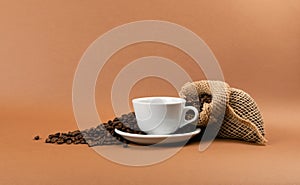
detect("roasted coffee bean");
top-left (57, 139), bottom-right (64, 144)
top-left (66, 139), bottom-right (72, 144)
top-left (112, 121), bottom-right (118, 127)
top-left (116, 123), bottom-right (122, 129)
top-left (121, 127), bottom-right (126, 132)
top-left (48, 134), bottom-right (55, 139)
top-left (121, 114), bottom-right (127, 118)
top-left (90, 127), bottom-right (95, 133)
top-left (34, 135), bottom-right (40, 140)
top-left (51, 137), bottom-right (58, 143)
top-left (74, 140), bottom-right (81, 144)
top-left (81, 132), bottom-right (87, 137)
top-left (96, 125), bottom-right (102, 130)
top-left (72, 130), bottom-right (81, 136)
top-left (92, 132), bottom-right (98, 138)
top-left (75, 134), bottom-right (83, 140)
top-left (54, 132), bottom-right (60, 137)
top-left (45, 138), bottom-right (51, 143)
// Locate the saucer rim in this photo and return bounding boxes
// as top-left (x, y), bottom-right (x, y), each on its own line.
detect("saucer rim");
top-left (114, 128), bottom-right (201, 138)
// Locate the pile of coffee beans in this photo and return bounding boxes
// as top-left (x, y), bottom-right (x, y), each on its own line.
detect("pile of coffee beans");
top-left (80, 112), bottom-right (145, 147)
top-left (44, 96), bottom-right (213, 147)
top-left (45, 112), bottom-right (144, 147)
top-left (45, 130), bottom-right (86, 145)
top-left (199, 93), bottom-right (212, 107)
top-left (185, 93), bottom-right (212, 120)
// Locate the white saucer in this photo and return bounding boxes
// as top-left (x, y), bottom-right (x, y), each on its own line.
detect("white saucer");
top-left (115, 128), bottom-right (201, 145)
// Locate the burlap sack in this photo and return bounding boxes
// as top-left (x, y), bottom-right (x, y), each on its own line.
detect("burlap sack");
top-left (179, 80), bottom-right (267, 144)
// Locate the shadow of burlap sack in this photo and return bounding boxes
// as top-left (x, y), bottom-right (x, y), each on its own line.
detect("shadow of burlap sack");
top-left (179, 80), bottom-right (267, 144)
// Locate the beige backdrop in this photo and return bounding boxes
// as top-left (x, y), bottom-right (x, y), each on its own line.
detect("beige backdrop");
top-left (1, 0), bottom-right (300, 185)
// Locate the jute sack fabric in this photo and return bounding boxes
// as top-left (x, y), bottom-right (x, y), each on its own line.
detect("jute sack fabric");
top-left (179, 80), bottom-right (267, 144)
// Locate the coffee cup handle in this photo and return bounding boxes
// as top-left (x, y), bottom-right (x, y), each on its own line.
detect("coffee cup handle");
top-left (179, 106), bottom-right (199, 128)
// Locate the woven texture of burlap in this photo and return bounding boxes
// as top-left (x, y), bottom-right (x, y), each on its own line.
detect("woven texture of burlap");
top-left (179, 80), bottom-right (267, 144)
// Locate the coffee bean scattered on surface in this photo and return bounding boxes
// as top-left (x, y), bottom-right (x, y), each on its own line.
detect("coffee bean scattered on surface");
top-left (45, 110), bottom-right (199, 147)
top-left (34, 135), bottom-right (40, 140)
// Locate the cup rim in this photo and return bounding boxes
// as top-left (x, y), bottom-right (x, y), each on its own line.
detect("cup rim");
top-left (132, 96), bottom-right (186, 105)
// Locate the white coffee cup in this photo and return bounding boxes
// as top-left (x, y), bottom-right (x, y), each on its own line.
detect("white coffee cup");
top-left (132, 97), bottom-right (199, 135)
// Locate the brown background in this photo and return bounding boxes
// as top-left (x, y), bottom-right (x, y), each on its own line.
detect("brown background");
top-left (1, 0), bottom-right (300, 185)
